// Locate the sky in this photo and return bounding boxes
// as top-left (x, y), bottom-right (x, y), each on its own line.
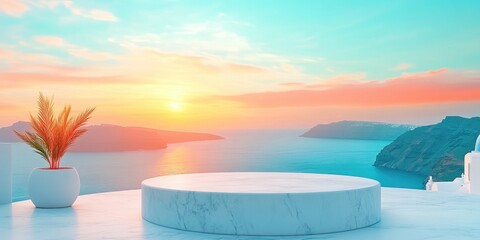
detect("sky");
top-left (0, 0), bottom-right (480, 130)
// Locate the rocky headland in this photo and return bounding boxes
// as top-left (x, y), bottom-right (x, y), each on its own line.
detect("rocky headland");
top-left (374, 116), bottom-right (480, 181)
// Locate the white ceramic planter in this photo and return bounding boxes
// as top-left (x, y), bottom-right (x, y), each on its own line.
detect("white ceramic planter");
top-left (29, 167), bottom-right (80, 208)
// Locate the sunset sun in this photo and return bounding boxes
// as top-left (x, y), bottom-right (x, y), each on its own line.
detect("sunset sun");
top-left (169, 102), bottom-right (182, 112)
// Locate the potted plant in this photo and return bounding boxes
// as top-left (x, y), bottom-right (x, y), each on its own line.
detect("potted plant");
top-left (15, 93), bottom-right (94, 208)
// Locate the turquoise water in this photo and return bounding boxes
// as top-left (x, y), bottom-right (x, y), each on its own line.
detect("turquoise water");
top-left (11, 129), bottom-right (425, 201)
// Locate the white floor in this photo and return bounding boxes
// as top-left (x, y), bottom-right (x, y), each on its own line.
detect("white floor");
top-left (1, 188), bottom-right (479, 240)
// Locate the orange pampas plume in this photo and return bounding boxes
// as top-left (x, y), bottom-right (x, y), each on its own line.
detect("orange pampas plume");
top-left (15, 93), bottom-right (95, 169)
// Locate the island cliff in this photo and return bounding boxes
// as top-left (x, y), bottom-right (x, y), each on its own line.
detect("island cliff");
top-left (301, 121), bottom-right (415, 141)
top-left (0, 121), bottom-right (223, 152)
top-left (374, 116), bottom-right (480, 181)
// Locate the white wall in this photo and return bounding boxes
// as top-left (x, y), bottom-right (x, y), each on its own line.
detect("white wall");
top-left (468, 152), bottom-right (480, 194)
top-left (0, 144), bottom-right (12, 204)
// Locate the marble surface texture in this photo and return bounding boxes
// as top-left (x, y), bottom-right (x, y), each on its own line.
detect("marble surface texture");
top-left (142, 172), bottom-right (381, 235)
top-left (0, 144), bottom-right (12, 204)
top-left (2, 188), bottom-right (480, 240)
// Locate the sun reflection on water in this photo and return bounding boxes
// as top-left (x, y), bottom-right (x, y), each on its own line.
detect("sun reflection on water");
top-left (154, 145), bottom-right (200, 175)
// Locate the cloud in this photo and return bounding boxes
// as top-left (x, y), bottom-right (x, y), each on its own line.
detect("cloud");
top-left (279, 82), bottom-right (306, 87)
top-left (0, 46), bottom-right (63, 69)
top-left (112, 49), bottom-right (268, 83)
top-left (279, 64), bottom-right (300, 73)
top-left (0, 44), bottom-right (121, 87)
top-left (108, 18), bottom-right (321, 82)
top-left (393, 63), bottom-right (413, 71)
top-left (308, 72), bottom-right (367, 88)
top-left (70, 8), bottom-right (118, 22)
top-left (67, 48), bottom-right (114, 61)
top-left (35, 0), bottom-right (63, 9)
top-left (0, 72), bottom-right (130, 88)
top-left (207, 69), bottom-right (480, 108)
top-left (0, 102), bottom-right (16, 111)
top-left (34, 36), bottom-right (66, 47)
top-left (277, 72), bottom-right (367, 90)
top-left (0, 47), bottom-right (268, 90)
top-left (0, 0), bottom-right (28, 16)
top-left (0, 45), bottom-right (114, 75)
top-left (35, 1), bottom-right (118, 22)
top-left (114, 30), bottom-right (322, 74)
top-left (112, 21), bottom-right (250, 54)
top-left (34, 35), bottom-right (115, 61)
top-left (0, 1), bottom-right (117, 21)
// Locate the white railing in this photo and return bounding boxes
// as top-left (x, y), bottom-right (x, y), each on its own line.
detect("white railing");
top-left (0, 144), bottom-right (12, 204)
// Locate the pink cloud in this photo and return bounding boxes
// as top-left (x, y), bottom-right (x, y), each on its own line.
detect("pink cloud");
top-left (34, 36), bottom-right (66, 47)
top-left (37, 0), bottom-right (63, 9)
top-left (0, 102), bottom-right (16, 111)
top-left (277, 73), bottom-right (366, 90)
top-left (69, 5), bottom-right (118, 22)
top-left (35, 1), bottom-right (118, 22)
top-left (67, 48), bottom-right (114, 61)
top-left (308, 72), bottom-right (367, 88)
top-left (0, 72), bottom-right (130, 88)
top-left (0, 0), bottom-right (28, 17)
top-left (279, 82), bottom-right (306, 87)
top-left (208, 69), bottom-right (480, 108)
top-left (121, 49), bottom-right (267, 77)
top-left (280, 64), bottom-right (300, 73)
top-left (393, 63), bottom-right (413, 71)
top-left (0, 48), bottom-right (268, 89)
top-left (88, 9), bottom-right (118, 22)
top-left (0, 48), bottom-right (9, 57)
top-left (34, 35), bottom-right (115, 61)
top-left (0, 47), bottom-right (62, 67)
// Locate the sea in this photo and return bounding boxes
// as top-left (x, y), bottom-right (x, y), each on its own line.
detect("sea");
top-left (10, 129), bottom-right (425, 201)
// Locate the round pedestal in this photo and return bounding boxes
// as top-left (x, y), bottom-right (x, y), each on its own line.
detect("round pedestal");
top-left (142, 172), bottom-right (380, 236)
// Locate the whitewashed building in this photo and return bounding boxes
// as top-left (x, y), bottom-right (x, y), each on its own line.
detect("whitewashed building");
top-left (427, 135), bottom-right (480, 193)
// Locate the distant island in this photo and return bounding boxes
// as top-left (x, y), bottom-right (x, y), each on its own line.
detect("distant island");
top-left (301, 121), bottom-right (416, 141)
top-left (0, 121), bottom-right (223, 152)
top-left (374, 116), bottom-right (480, 181)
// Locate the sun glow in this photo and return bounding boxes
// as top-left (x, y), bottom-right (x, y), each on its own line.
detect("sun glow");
top-left (169, 102), bottom-right (182, 112)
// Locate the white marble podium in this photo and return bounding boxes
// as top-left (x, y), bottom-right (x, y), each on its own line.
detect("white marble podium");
top-left (0, 144), bottom-right (12, 205)
top-left (142, 172), bottom-right (381, 235)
